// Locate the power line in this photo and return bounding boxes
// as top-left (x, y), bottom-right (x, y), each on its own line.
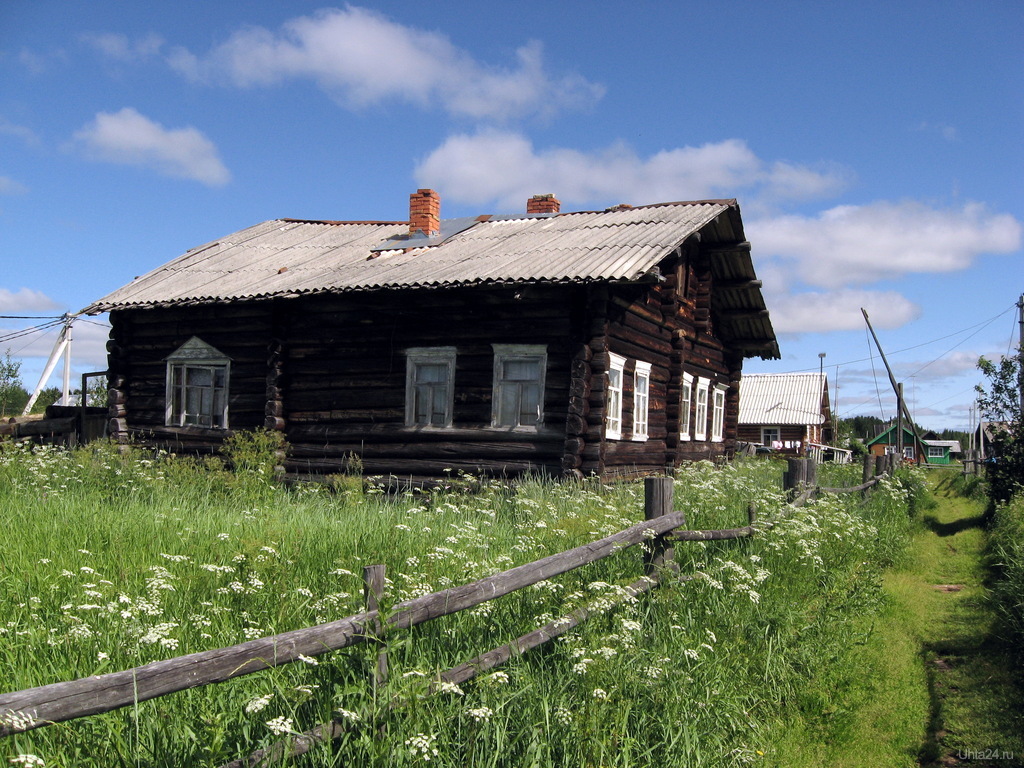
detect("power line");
top-left (0, 319), bottom-right (66, 345)
top-left (0, 315), bottom-right (66, 320)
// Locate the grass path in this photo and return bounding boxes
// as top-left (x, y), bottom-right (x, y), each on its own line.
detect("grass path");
top-left (906, 474), bottom-right (1024, 766)
top-left (774, 471), bottom-right (1024, 768)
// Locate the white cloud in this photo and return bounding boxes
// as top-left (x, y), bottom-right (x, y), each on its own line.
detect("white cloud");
top-left (0, 176), bottom-right (28, 195)
top-left (915, 121), bottom-right (959, 142)
top-left (749, 201), bottom-right (1022, 289)
top-left (70, 108), bottom-right (230, 186)
top-left (767, 289), bottom-right (921, 334)
top-left (415, 131), bottom-right (848, 209)
top-left (81, 31), bottom-right (164, 62)
top-left (0, 116), bottom-right (40, 147)
top-left (167, 7), bottom-right (603, 121)
top-left (0, 288), bottom-right (62, 313)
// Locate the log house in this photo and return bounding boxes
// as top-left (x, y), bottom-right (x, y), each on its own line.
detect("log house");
top-left (84, 191), bottom-right (779, 481)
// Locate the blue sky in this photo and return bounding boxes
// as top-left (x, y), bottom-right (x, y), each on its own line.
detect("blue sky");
top-left (2, 1), bottom-right (1021, 431)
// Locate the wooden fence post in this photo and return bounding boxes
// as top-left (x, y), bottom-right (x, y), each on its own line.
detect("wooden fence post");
top-left (804, 457), bottom-right (817, 489)
top-left (644, 477), bottom-right (678, 577)
top-left (784, 457), bottom-right (806, 495)
top-left (362, 565), bottom-right (388, 693)
top-left (875, 454), bottom-right (887, 478)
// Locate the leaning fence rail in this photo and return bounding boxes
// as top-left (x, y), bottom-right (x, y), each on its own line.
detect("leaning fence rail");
top-left (0, 454), bottom-right (899, 764)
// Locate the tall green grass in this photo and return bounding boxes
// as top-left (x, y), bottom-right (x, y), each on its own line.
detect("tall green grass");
top-left (988, 493), bottom-right (1024, 647)
top-left (0, 441), bottom-right (919, 767)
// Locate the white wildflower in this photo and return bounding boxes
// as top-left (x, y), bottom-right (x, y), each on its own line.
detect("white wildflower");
top-left (264, 716), bottom-right (293, 735)
top-left (405, 732), bottom-right (439, 760)
top-left (467, 706), bottom-right (493, 722)
top-left (245, 694), bottom-right (273, 714)
top-left (436, 681), bottom-right (464, 695)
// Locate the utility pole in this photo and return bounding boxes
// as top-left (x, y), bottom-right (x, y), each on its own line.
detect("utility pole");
top-left (818, 352), bottom-right (826, 444)
top-left (861, 308), bottom-right (927, 464)
top-left (1018, 293), bottom-right (1023, 419)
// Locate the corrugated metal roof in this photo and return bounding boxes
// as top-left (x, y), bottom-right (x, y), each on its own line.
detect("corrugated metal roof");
top-left (85, 202), bottom-right (722, 309)
top-left (739, 373), bottom-right (827, 425)
top-left (82, 199), bottom-right (779, 358)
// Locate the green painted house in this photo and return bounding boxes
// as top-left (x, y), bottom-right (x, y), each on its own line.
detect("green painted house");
top-left (865, 424), bottom-right (961, 465)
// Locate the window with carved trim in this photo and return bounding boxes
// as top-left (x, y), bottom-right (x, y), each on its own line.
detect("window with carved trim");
top-left (632, 361), bottom-right (651, 441)
top-left (165, 337), bottom-right (230, 429)
top-left (711, 384), bottom-right (727, 442)
top-left (680, 372), bottom-right (693, 441)
top-left (405, 347), bottom-right (456, 427)
top-left (694, 378), bottom-right (709, 441)
top-left (492, 344), bottom-right (547, 428)
top-left (605, 353), bottom-right (626, 439)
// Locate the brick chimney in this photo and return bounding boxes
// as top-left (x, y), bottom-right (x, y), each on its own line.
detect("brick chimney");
top-left (527, 194), bottom-right (560, 214)
top-left (409, 189), bottom-right (440, 236)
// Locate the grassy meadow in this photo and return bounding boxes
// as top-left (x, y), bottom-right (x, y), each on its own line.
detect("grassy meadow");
top-left (0, 436), bottom-right (922, 767)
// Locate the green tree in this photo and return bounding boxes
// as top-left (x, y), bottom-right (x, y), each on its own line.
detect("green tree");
top-left (87, 375), bottom-right (109, 408)
top-left (0, 349), bottom-right (26, 418)
top-left (976, 346), bottom-right (1023, 504)
top-left (31, 386), bottom-right (62, 413)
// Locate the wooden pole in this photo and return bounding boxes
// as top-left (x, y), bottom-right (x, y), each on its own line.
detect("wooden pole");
top-left (644, 477), bottom-right (678, 576)
top-left (362, 565), bottom-right (388, 692)
top-left (804, 457), bottom-right (817, 490)
top-left (784, 457), bottom-right (805, 495)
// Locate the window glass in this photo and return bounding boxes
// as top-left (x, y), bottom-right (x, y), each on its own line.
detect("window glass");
top-left (492, 345), bottom-right (547, 428)
top-left (694, 379), bottom-right (709, 440)
top-left (680, 373), bottom-right (693, 440)
top-left (633, 361), bottom-right (651, 441)
top-left (711, 385), bottom-right (727, 441)
top-left (166, 338), bottom-right (231, 429)
top-left (406, 348), bottom-right (456, 427)
top-left (605, 354), bottom-right (626, 439)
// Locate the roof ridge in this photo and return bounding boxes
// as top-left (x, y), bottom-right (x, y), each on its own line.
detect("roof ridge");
top-left (279, 218), bottom-right (407, 226)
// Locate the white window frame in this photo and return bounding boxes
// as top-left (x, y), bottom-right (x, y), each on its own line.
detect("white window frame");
top-left (761, 426), bottom-right (781, 447)
top-left (491, 344), bottom-right (547, 429)
top-left (679, 372), bottom-right (693, 441)
top-left (405, 346), bottom-right (456, 428)
top-left (165, 337), bottom-right (230, 429)
top-left (927, 445), bottom-right (944, 459)
top-left (694, 378), bottom-right (709, 441)
top-left (711, 383), bottom-right (728, 442)
top-left (632, 360), bottom-right (652, 442)
top-left (605, 353), bottom-right (626, 440)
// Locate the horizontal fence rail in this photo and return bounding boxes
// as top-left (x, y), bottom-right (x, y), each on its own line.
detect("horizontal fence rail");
top-left (1, 456), bottom-right (898, 761)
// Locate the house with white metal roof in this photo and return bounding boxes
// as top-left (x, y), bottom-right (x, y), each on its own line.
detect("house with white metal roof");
top-left (737, 372), bottom-right (832, 458)
top-left (84, 190), bottom-right (779, 480)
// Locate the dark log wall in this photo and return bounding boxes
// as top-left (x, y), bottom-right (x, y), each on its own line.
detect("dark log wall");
top-left (280, 286), bottom-right (579, 478)
top-left (109, 285), bottom-right (583, 479)
top-left (108, 304), bottom-right (274, 454)
top-left (593, 243), bottom-right (739, 477)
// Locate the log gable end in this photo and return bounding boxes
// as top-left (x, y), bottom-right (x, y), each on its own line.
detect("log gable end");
top-left (95, 194), bottom-right (777, 482)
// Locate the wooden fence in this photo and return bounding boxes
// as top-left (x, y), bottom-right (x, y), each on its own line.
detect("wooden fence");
top-left (0, 453), bottom-right (898, 766)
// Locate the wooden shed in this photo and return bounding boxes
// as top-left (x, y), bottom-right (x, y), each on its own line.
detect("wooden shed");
top-left (83, 191), bottom-right (779, 481)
